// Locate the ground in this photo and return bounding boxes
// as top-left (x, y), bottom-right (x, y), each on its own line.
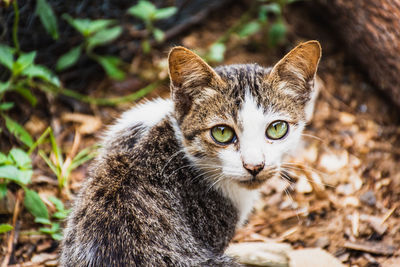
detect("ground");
top-left (1, 2), bottom-right (400, 266)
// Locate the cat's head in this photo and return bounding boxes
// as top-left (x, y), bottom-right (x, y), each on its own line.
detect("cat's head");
top-left (168, 41), bottom-right (321, 189)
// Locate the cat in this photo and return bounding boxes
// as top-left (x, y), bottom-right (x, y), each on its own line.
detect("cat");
top-left (60, 40), bottom-right (321, 266)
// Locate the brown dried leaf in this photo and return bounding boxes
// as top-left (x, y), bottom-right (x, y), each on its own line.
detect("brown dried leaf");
top-left (61, 113), bottom-right (102, 135)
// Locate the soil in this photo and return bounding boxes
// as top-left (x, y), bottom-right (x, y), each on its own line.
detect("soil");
top-left (1, 1), bottom-right (399, 266)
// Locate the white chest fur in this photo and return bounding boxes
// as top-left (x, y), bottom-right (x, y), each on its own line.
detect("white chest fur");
top-left (215, 180), bottom-right (260, 227)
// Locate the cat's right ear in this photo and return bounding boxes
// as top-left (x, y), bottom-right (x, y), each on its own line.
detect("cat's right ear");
top-left (168, 47), bottom-right (224, 121)
top-left (266, 40), bottom-right (321, 97)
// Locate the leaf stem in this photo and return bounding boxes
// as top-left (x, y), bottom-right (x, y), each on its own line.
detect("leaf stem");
top-left (12, 0), bottom-right (20, 54)
top-left (38, 80), bottom-right (162, 106)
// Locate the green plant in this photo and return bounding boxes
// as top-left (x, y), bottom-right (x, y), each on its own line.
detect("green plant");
top-left (57, 15), bottom-right (124, 80)
top-left (37, 196), bottom-right (70, 240)
top-left (38, 127), bottom-right (97, 191)
top-left (128, 0), bottom-right (177, 53)
top-left (0, 224), bottom-right (13, 234)
top-left (35, 0), bottom-right (59, 40)
top-left (0, 119), bottom-right (94, 240)
top-left (0, 45), bottom-right (60, 109)
top-left (0, 121), bottom-right (51, 235)
top-left (204, 0), bottom-right (293, 63)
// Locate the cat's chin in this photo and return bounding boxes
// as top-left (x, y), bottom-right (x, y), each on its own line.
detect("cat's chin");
top-left (236, 175), bottom-right (271, 190)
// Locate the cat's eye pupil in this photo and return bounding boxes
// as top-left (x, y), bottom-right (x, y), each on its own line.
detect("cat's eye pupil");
top-left (211, 126), bottom-right (235, 145)
top-left (266, 121), bottom-right (288, 140)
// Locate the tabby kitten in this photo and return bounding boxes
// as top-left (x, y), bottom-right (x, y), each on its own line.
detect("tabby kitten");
top-left (61, 41), bottom-right (321, 266)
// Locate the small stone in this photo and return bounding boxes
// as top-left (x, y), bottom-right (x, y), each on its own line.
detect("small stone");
top-left (336, 183), bottom-right (355, 196)
top-left (318, 151), bottom-right (349, 173)
top-left (339, 112), bottom-right (356, 125)
top-left (359, 191), bottom-right (376, 206)
top-left (314, 236), bottom-right (330, 249)
top-left (288, 248), bottom-right (345, 267)
top-left (303, 144), bottom-right (319, 163)
top-left (45, 259), bottom-right (59, 266)
top-left (226, 242), bottom-right (292, 266)
top-left (295, 175), bottom-right (313, 194)
top-left (342, 196), bottom-right (360, 207)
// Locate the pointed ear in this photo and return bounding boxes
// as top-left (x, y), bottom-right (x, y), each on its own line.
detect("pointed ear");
top-left (266, 40), bottom-right (321, 96)
top-left (168, 46), bottom-right (224, 89)
top-left (168, 47), bottom-right (225, 121)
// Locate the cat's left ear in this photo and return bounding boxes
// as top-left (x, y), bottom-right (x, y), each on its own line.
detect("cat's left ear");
top-left (168, 46), bottom-right (225, 121)
top-left (266, 40), bottom-right (321, 121)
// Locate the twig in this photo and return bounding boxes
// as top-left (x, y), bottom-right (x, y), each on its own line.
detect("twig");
top-left (1, 190), bottom-right (23, 267)
top-left (381, 206), bottom-right (396, 224)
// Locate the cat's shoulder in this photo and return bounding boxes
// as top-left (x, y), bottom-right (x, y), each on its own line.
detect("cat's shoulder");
top-left (102, 98), bottom-right (174, 146)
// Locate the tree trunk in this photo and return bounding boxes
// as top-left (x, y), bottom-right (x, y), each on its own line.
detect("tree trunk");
top-left (313, 0), bottom-right (400, 108)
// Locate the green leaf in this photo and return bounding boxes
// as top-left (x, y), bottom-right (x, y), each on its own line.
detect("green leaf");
top-left (86, 19), bottom-right (115, 35)
top-left (48, 196), bottom-right (64, 211)
top-left (35, 0), bottom-right (59, 40)
top-left (21, 65), bottom-right (61, 87)
top-left (153, 28), bottom-right (164, 42)
top-left (238, 21), bottom-right (261, 38)
top-left (0, 224), bottom-right (13, 234)
top-left (0, 81), bottom-right (11, 94)
top-left (23, 188), bottom-right (49, 220)
top-left (39, 226), bottom-right (53, 234)
top-left (0, 183), bottom-right (7, 199)
top-left (9, 148), bottom-right (31, 169)
top-left (127, 0), bottom-right (157, 21)
top-left (87, 26), bottom-right (122, 51)
top-left (62, 14), bottom-right (90, 36)
top-left (208, 43), bottom-right (226, 63)
top-left (0, 166), bottom-right (19, 181)
top-left (0, 165), bottom-right (32, 185)
top-left (268, 22), bottom-right (286, 47)
top-left (40, 222), bottom-right (59, 233)
top-left (67, 147), bottom-right (96, 174)
top-left (153, 7), bottom-right (177, 20)
top-left (263, 3), bottom-right (281, 15)
top-left (0, 102), bottom-right (14, 111)
top-left (13, 51), bottom-right (37, 75)
top-left (56, 45), bottom-right (81, 71)
top-left (258, 5), bottom-right (268, 23)
top-left (0, 152), bottom-right (8, 164)
top-left (35, 217), bottom-right (52, 225)
top-left (14, 87), bottom-right (38, 106)
top-left (0, 44), bottom-right (14, 70)
top-left (53, 210), bottom-right (69, 219)
top-left (95, 55), bottom-right (125, 80)
top-left (4, 115), bottom-right (34, 147)
top-left (49, 130), bottom-right (63, 168)
top-left (51, 232), bottom-right (63, 240)
top-left (17, 170), bottom-right (33, 184)
top-left (38, 150), bottom-right (60, 179)
top-left (63, 14), bottom-right (115, 37)
top-left (141, 40), bottom-right (151, 54)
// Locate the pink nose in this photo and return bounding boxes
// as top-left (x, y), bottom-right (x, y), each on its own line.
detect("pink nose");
top-left (243, 162), bottom-right (265, 176)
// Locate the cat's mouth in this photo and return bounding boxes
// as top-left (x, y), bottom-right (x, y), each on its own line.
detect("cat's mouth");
top-left (236, 167), bottom-right (279, 189)
top-left (237, 174), bottom-right (271, 189)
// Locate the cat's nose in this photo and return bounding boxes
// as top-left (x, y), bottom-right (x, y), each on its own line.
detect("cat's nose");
top-left (243, 162), bottom-right (265, 176)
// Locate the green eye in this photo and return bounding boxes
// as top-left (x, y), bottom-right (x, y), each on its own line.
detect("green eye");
top-left (211, 125), bottom-right (236, 145)
top-left (266, 121), bottom-right (288, 140)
